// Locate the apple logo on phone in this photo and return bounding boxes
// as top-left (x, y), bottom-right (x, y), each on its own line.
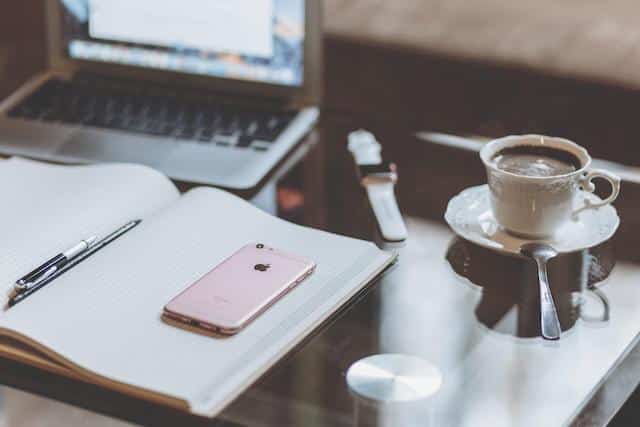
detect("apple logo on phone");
top-left (254, 263), bottom-right (271, 272)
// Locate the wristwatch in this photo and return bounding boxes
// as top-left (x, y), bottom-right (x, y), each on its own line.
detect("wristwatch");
top-left (348, 130), bottom-right (408, 243)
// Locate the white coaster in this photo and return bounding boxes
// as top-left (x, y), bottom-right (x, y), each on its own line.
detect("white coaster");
top-left (346, 354), bottom-right (442, 403)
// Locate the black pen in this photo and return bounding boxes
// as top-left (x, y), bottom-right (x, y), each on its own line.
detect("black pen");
top-left (15, 235), bottom-right (98, 292)
top-left (8, 220), bottom-right (142, 307)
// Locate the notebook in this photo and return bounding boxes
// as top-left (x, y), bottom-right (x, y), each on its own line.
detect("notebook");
top-left (0, 157), bottom-right (395, 417)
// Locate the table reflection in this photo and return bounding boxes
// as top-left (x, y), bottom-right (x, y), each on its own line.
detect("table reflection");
top-left (446, 237), bottom-right (613, 339)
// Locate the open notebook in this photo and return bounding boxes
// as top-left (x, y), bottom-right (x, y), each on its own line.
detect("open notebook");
top-left (0, 157), bottom-right (394, 417)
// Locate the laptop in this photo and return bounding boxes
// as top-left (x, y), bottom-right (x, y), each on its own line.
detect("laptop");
top-left (0, 0), bottom-right (321, 193)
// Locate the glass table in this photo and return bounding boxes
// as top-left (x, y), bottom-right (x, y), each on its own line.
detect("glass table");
top-left (0, 132), bottom-right (639, 427)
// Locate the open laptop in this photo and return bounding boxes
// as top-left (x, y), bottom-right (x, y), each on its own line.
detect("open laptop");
top-left (0, 0), bottom-right (321, 192)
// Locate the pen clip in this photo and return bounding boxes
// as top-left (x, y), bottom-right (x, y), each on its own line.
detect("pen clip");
top-left (19, 266), bottom-right (58, 293)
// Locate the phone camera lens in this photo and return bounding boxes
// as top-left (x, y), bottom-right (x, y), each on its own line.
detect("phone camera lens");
top-left (256, 243), bottom-right (264, 249)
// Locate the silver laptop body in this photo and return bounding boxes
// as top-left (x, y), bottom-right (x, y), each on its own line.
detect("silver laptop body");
top-left (0, 0), bottom-right (321, 192)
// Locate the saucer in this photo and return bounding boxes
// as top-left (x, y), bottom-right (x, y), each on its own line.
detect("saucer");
top-left (444, 185), bottom-right (620, 255)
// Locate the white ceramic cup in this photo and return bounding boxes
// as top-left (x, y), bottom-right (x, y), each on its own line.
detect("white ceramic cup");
top-left (480, 135), bottom-right (621, 238)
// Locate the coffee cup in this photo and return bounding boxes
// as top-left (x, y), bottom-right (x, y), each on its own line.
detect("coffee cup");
top-left (479, 135), bottom-right (620, 238)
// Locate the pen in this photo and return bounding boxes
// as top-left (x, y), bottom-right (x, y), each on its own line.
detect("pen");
top-left (22, 265), bottom-right (59, 291)
top-left (8, 220), bottom-right (142, 307)
top-left (15, 235), bottom-right (98, 292)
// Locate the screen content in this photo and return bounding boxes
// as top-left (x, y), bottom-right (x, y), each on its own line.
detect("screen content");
top-left (59, 0), bottom-right (305, 86)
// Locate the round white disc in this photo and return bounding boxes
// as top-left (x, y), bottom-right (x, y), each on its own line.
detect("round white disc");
top-left (346, 354), bottom-right (442, 403)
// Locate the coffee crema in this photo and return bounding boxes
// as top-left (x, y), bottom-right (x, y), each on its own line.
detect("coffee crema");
top-left (490, 146), bottom-right (581, 177)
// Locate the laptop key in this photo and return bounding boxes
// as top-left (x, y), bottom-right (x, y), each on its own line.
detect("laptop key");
top-left (236, 135), bottom-right (253, 148)
top-left (8, 106), bottom-right (37, 119)
top-left (160, 123), bottom-right (176, 136)
top-left (175, 127), bottom-right (196, 140)
top-left (40, 109), bottom-right (63, 122)
top-left (198, 128), bottom-right (214, 142)
top-left (67, 112), bottom-right (95, 125)
top-left (251, 141), bottom-right (272, 151)
top-left (251, 115), bottom-right (293, 142)
top-left (213, 133), bottom-right (237, 146)
top-left (251, 132), bottom-right (275, 142)
top-left (85, 115), bottom-right (107, 128)
top-left (246, 121), bottom-right (259, 136)
top-left (107, 116), bottom-right (130, 130)
top-left (144, 122), bottom-right (171, 136)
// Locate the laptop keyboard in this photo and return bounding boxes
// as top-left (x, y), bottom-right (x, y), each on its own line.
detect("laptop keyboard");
top-left (7, 76), bottom-right (297, 152)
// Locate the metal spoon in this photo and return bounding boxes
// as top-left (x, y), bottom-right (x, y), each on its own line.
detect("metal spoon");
top-left (520, 243), bottom-right (562, 340)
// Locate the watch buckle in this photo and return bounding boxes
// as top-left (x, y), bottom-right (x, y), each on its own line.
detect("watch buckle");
top-left (363, 174), bottom-right (397, 186)
top-left (360, 163), bottom-right (398, 186)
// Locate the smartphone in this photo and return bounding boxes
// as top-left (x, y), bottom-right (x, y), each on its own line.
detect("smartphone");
top-left (163, 243), bottom-right (315, 335)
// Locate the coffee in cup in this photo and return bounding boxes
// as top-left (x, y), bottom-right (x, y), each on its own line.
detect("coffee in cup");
top-left (490, 145), bottom-right (580, 177)
top-left (480, 135), bottom-right (621, 238)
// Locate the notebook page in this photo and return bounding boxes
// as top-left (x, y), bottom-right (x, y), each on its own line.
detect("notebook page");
top-left (0, 157), bottom-right (179, 299)
top-left (0, 187), bottom-right (393, 415)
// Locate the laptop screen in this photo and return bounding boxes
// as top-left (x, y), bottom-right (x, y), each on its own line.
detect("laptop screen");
top-left (58, 0), bottom-right (306, 87)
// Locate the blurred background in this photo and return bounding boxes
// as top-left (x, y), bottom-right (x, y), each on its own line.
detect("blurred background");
top-left (3, 0), bottom-right (640, 165)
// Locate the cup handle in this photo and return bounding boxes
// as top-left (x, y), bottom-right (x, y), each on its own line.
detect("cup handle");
top-left (580, 286), bottom-right (610, 323)
top-left (574, 169), bottom-right (621, 216)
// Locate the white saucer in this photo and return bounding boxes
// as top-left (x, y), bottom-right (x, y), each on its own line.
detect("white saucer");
top-left (444, 185), bottom-right (620, 255)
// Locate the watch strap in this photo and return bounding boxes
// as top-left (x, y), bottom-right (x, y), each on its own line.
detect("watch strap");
top-left (364, 181), bottom-right (408, 242)
top-left (347, 130), bottom-right (382, 165)
top-left (348, 130), bottom-right (408, 242)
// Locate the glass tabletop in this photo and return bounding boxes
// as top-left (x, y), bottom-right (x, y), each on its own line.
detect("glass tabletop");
top-left (215, 133), bottom-right (640, 427)
top-left (0, 133), bottom-right (638, 427)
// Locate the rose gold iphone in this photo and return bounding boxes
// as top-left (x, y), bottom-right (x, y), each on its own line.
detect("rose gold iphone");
top-left (163, 243), bottom-right (315, 335)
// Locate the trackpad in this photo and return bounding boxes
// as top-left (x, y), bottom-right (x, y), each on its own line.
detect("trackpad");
top-left (56, 130), bottom-right (174, 167)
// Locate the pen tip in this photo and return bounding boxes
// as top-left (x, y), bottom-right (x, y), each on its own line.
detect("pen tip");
top-left (86, 236), bottom-right (98, 246)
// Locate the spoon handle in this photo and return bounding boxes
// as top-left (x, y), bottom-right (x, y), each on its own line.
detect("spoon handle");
top-left (534, 258), bottom-right (562, 340)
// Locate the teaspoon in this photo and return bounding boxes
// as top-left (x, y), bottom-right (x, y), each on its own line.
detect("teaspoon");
top-left (520, 243), bottom-right (562, 341)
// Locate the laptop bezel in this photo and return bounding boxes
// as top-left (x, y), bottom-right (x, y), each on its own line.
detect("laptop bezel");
top-left (45, 1), bottom-right (322, 106)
